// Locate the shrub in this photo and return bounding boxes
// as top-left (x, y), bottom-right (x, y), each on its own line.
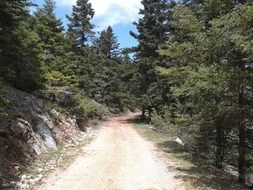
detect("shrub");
top-left (151, 110), bottom-right (172, 132)
top-left (46, 70), bottom-right (73, 87)
top-left (73, 93), bottom-right (106, 120)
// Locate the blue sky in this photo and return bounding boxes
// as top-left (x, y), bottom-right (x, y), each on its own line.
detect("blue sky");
top-left (33, 0), bottom-right (142, 48)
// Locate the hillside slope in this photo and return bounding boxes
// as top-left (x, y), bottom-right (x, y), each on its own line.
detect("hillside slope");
top-left (0, 86), bottom-right (93, 188)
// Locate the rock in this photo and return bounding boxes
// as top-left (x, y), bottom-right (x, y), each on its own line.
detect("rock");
top-left (76, 118), bottom-right (88, 132)
top-left (36, 119), bottom-right (57, 150)
top-left (0, 129), bottom-right (8, 138)
top-left (19, 183), bottom-right (29, 190)
top-left (0, 86), bottom-right (91, 188)
top-left (1, 179), bottom-right (11, 188)
top-left (37, 168), bottom-right (43, 173)
top-left (10, 118), bottom-right (32, 140)
top-left (21, 174), bottom-right (27, 180)
top-left (8, 164), bottom-right (22, 176)
top-left (34, 89), bottom-right (75, 106)
top-left (174, 136), bottom-right (184, 146)
top-left (246, 173), bottom-right (253, 187)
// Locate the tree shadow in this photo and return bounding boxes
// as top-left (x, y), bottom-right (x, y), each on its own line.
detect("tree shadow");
top-left (125, 115), bottom-right (149, 125)
top-left (158, 141), bottom-right (249, 190)
top-left (175, 165), bottom-right (247, 190)
top-left (126, 117), bottom-right (249, 190)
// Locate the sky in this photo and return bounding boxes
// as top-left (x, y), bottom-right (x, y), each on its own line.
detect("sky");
top-left (34, 0), bottom-right (142, 48)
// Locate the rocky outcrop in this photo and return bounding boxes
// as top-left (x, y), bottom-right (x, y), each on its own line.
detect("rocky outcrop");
top-left (0, 87), bottom-right (58, 156)
top-left (0, 86), bottom-right (86, 188)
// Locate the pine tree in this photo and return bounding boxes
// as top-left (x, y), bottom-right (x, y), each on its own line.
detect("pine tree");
top-left (131, 0), bottom-right (175, 58)
top-left (0, 0), bottom-right (45, 90)
top-left (158, 2), bottom-right (253, 184)
top-left (0, 0), bottom-right (30, 65)
top-left (98, 26), bottom-right (120, 59)
top-left (34, 0), bottom-right (64, 56)
top-left (130, 0), bottom-right (176, 119)
top-left (66, 0), bottom-right (94, 50)
top-left (34, 0), bottom-right (65, 74)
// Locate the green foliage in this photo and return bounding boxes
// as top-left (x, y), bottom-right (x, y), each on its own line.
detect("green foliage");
top-left (152, 1), bottom-right (253, 184)
top-left (34, 0), bottom-right (65, 64)
top-left (151, 110), bottom-right (172, 132)
top-left (98, 26), bottom-right (120, 59)
top-left (0, 77), bottom-right (4, 89)
top-left (131, 0), bottom-right (175, 58)
top-left (73, 93), bottom-right (106, 120)
top-left (0, 0), bottom-right (137, 116)
top-left (46, 70), bottom-right (74, 87)
top-left (0, 0), bottom-right (253, 186)
top-left (66, 0), bottom-right (94, 49)
top-left (0, 0), bottom-right (45, 91)
top-left (130, 0), bottom-right (177, 119)
top-left (0, 96), bottom-right (12, 107)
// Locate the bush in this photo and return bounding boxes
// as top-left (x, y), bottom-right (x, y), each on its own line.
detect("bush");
top-left (151, 110), bottom-right (173, 132)
top-left (46, 70), bottom-right (74, 87)
top-left (73, 93), bottom-right (106, 120)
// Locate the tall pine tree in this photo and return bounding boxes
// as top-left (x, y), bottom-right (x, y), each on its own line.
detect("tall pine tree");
top-left (34, 0), bottom-right (64, 57)
top-left (98, 26), bottom-right (119, 59)
top-left (66, 0), bottom-right (94, 50)
top-left (130, 0), bottom-right (176, 119)
top-left (34, 0), bottom-right (65, 73)
top-left (0, 0), bottom-right (44, 90)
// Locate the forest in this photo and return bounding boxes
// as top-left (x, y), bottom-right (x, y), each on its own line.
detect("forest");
top-left (0, 0), bottom-right (253, 187)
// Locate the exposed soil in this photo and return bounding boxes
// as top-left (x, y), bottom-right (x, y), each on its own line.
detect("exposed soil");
top-left (37, 114), bottom-right (184, 190)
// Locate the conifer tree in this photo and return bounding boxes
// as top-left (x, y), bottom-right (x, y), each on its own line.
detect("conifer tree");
top-left (34, 0), bottom-right (65, 74)
top-left (98, 26), bottom-right (120, 59)
top-left (34, 0), bottom-right (64, 56)
top-left (0, 0), bottom-right (45, 90)
top-left (131, 0), bottom-right (175, 58)
top-left (66, 0), bottom-right (94, 50)
top-left (157, 2), bottom-right (253, 183)
top-left (130, 0), bottom-right (176, 119)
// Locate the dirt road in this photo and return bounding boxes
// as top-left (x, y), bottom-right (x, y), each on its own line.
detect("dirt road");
top-left (39, 114), bottom-right (183, 190)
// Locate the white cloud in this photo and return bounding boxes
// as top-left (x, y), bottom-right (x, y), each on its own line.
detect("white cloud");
top-left (56, 0), bottom-right (142, 30)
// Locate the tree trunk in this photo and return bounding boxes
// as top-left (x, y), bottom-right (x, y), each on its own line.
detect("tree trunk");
top-left (238, 89), bottom-right (246, 183)
top-left (215, 122), bottom-right (224, 169)
top-left (148, 107), bottom-right (152, 121)
top-left (140, 108), bottom-right (145, 121)
top-left (238, 120), bottom-right (246, 183)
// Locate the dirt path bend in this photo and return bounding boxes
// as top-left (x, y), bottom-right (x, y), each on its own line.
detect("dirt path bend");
top-left (39, 114), bottom-right (183, 190)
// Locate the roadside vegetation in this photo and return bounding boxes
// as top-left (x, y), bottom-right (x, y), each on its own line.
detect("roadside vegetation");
top-left (132, 119), bottom-right (249, 190)
top-left (130, 0), bottom-right (253, 186)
